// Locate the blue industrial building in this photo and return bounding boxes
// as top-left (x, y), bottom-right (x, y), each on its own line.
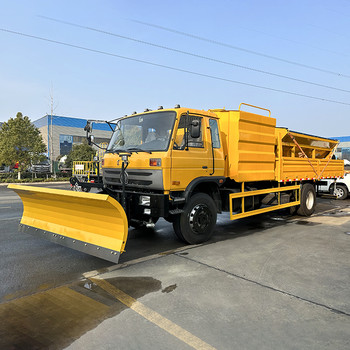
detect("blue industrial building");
top-left (332, 136), bottom-right (350, 161)
top-left (33, 115), bottom-right (114, 160)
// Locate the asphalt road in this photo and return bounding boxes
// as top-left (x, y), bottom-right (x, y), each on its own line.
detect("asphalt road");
top-left (0, 182), bottom-right (349, 349)
top-left (0, 183), bottom-right (187, 302)
top-left (0, 182), bottom-right (347, 303)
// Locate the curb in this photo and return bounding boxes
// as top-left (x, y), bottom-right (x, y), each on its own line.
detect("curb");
top-left (0, 181), bottom-right (70, 187)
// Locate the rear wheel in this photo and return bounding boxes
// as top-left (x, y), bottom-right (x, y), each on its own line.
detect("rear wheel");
top-left (331, 184), bottom-right (348, 200)
top-left (173, 193), bottom-right (217, 244)
top-left (297, 183), bottom-right (316, 216)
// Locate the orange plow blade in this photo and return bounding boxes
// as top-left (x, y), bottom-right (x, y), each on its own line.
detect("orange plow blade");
top-left (8, 184), bottom-right (128, 263)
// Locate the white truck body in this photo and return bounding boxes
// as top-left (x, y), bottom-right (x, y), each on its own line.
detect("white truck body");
top-left (318, 170), bottom-right (350, 199)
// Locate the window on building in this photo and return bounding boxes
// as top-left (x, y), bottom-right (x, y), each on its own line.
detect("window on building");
top-left (342, 147), bottom-right (350, 161)
top-left (60, 135), bottom-right (73, 155)
top-left (94, 137), bottom-right (112, 144)
top-left (73, 136), bottom-right (85, 143)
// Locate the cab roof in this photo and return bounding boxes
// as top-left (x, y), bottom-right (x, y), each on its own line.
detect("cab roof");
top-left (120, 107), bottom-right (219, 121)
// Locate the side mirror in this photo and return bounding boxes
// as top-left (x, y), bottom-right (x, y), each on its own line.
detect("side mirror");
top-left (85, 121), bottom-right (94, 144)
top-left (84, 121), bottom-right (92, 133)
top-left (190, 119), bottom-right (200, 138)
top-left (87, 135), bottom-right (95, 145)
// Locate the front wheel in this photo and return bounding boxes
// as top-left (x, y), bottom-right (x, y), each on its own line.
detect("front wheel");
top-left (173, 193), bottom-right (217, 244)
top-left (297, 183), bottom-right (316, 216)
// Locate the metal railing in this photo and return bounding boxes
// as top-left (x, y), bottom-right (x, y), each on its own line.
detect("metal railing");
top-left (73, 161), bottom-right (100, 182)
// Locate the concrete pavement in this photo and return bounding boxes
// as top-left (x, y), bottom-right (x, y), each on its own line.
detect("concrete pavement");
top-left (65, 208), bottom-right (350, 350)
top-left (1, 187), bottom-right (349, 349)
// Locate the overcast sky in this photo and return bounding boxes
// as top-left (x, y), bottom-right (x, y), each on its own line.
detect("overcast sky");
top-left (0, 0), bottom-right (349, 137)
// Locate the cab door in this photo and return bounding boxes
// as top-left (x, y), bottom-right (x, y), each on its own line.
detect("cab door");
top-left (170, 114), bottom-right (211, 191)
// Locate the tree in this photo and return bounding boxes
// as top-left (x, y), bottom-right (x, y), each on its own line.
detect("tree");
top-left (65, 142), bottom-right (95, 168)
top-left (0, 112), bottom-right (47, 172)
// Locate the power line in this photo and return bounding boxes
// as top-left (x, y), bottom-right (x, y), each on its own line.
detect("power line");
top-left (38, 16), bottom-right (350, 94)
top-left (236, 24), bottom-right (349, 57)
top-left (1, 27), bottom-right (350, 107)
top-left (130, 19), bottom-right (350, 79)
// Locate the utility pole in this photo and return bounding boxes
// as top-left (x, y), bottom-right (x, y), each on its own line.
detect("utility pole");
top-left (49, 86), bottom-right (57, 177)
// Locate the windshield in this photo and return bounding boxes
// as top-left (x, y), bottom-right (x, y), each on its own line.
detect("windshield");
top-left (107, 111), bottom-right (176, 153)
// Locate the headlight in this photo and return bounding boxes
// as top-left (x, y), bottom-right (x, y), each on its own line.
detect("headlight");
top-left (140, 195), bottom-right (151, 206)
top-left (143, 208), bottom-right (151, 215)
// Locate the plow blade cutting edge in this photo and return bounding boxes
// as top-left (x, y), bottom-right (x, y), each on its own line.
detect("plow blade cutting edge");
top-left (8, 184), bottom-right (128, 263)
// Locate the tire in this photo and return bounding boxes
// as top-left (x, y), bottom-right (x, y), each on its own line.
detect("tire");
top-left (297, 183), bottom-right (316, 216)
top-left (71, 183), bottom-right (81, 192)
top-left (173, 193), bottom-right (217, 244)
top-left (172, 220), bottom-right (185, 242)
top-left (331, 184), bottom-right (348, 200)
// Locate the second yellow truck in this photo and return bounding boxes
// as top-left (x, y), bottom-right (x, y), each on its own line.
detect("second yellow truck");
top-left (10, 103), bottom-right (344, 262)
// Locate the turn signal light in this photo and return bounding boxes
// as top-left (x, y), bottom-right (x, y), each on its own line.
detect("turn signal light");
top-left (150, 158), bottom-right (161, 166)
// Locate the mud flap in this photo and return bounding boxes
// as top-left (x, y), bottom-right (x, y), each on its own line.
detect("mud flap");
top-left (8, 184), bottom-right (128, 263)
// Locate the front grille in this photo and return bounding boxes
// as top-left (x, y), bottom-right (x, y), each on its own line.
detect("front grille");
top-left (105, 176), bottom-right (152, 186)
top-left (103, 168), bottom-right (163, 190)
top-left (104, 170), bottom-right (153, 177)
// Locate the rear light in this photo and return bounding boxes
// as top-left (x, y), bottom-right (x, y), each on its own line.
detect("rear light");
top-left (101, 159), bottom-right (104, 166)
top-left (149, 158), bottom-right (161, 167)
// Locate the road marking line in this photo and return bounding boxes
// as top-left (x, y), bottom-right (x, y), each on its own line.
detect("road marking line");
top-left (90, 277), bottom-right (216, 350)
top-left (0, 207), bottom-right (12, 209)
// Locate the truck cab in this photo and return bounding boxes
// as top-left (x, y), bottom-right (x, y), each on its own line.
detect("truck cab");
top-left (102, 107), bottom-right (226, 241)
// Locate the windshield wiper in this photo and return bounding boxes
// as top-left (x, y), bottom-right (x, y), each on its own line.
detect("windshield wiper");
top-left (106, 148), bottom-right (125, 154)
top-left (127, 147), bottom-right (152, 154)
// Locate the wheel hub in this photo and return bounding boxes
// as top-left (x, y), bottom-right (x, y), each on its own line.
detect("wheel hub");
top-left (306, 191), bottom-right (314, 210)
top-left (334, 188), bottom-right (344, 199)
top-left (189, 204), bottom-right (211, 234)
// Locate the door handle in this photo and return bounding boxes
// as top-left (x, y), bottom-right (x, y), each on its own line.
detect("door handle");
top-left (202, 166), bottom-right (208, 169)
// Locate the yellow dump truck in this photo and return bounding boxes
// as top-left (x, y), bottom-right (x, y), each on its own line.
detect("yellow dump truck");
top-left (9, 103), bottom-right (344, 263)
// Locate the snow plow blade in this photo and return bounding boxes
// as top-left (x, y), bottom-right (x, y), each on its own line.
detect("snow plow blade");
top-left (8, 184), bottom-right (128, 263)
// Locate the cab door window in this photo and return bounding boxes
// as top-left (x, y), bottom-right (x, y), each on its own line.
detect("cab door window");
top-left (173, 115), bottom-right (203, 149)
top-left (209, 119), bottom-right (220, 148)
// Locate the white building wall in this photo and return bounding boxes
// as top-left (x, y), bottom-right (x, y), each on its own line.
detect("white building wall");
top-left (46, 125), bottom-right (112, 160)
top-left (38, 126), bottom-right (48, 149)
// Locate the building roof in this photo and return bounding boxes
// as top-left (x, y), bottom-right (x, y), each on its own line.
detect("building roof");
top-left (334, 136), bottom-right (350, 143)
top-left (33, 115), bottom-right (113, 131)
